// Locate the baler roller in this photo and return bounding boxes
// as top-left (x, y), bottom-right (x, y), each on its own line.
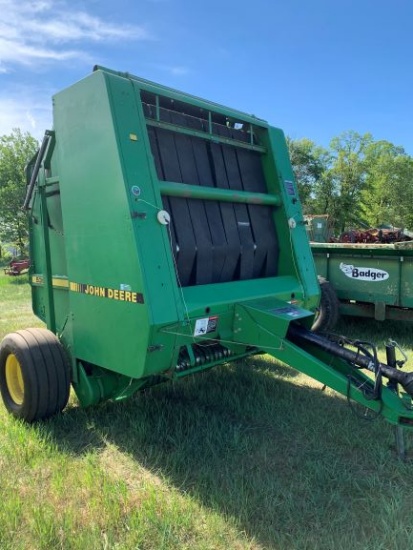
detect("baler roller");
top-left (177, 343), bottom-right (232, 372)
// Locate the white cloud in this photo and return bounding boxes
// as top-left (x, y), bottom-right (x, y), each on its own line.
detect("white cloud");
top-left (0, 38), bottom-right (81, 67)
top-left (0, 0), bottom-right (150, 70)
top-left (151, 64), bottom-right (190, 77)
top-left (0, 87), bottom-right (52, 140)
top-left (169, 66), bottom-right (189, 76)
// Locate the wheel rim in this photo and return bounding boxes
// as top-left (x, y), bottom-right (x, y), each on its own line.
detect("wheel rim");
top-left (5, 354), bottom-right (24, 405)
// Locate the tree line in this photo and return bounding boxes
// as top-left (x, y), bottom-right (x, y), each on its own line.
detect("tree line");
top-left (0, 129), bottom-right (38, 257)
top-left (1, 128), bottom-right (413, 256)
top-left (288, 131), bottom-right (413, 234)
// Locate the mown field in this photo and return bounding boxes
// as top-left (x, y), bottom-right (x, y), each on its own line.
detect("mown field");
top-left (1, 272), bottom-right (413, 550)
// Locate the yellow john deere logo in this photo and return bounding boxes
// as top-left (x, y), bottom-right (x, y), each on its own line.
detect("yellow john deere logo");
top-left (31, 276), bottom-right (144, 304)
top-left (70, 282), bottom-right (144, 304)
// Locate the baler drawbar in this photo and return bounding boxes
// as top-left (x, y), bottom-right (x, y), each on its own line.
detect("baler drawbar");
top-left (1, 66), bottom-right (413, 451)
top-left (289, 324), bottom-right (413, 398)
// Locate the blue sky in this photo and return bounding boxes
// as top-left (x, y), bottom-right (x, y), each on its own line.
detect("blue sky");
top-left (1, 0), bottom-right (412, 154)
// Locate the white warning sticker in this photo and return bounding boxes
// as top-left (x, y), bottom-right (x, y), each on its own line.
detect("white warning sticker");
top-left (194, 318), bottom-right (209, 336)
top-left (194, 316), bottom-right (218, 336)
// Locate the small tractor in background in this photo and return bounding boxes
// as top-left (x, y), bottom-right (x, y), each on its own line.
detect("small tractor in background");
top-left (4, 258), bottom-right (30, 276)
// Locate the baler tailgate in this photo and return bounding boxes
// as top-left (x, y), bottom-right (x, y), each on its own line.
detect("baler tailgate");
top-left (142, 93), bottom-right (280, 286)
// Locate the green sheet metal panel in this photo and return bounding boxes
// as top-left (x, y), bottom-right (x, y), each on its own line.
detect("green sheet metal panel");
top-left (19, 67), bottom-right (413, 431)
top-left (50, 71), bottom-right (154, 378)
top-left (312, 242), bottom-right (413, 308)
top-left (30, 66), bottom-right (320, 383)
top-left (401, 254), bottom-right (413, 308)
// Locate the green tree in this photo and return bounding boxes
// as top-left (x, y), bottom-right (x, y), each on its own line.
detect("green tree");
top-left (392, 156), bottom-right (413, 230)
top-left (362, 140), bottom-right (413, 229)
top-left (328, 131), bottom-right (372, 232)
top-left (287, 137), bottom-right (330, 213)
top-left (0, 129), bottom-right (38, 255)
top-left (311, 169), bottom-right (340, 222)
top-left (288, 131), bottom-right (413, 235)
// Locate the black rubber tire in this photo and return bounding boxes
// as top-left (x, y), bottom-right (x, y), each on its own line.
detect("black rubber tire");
top-left (311, 276), bottom-right (340, 333)
top-left (0, 328), bottom-right (70, 422)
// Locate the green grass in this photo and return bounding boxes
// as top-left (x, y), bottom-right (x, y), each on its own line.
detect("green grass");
top-left (0, 273), bottom-right (41, 336)
top-left (1, 272), bottom-right (413, 549)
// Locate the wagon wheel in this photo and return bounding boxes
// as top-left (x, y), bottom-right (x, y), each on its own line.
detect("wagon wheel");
top-left (0, 328), bottom-right (70, 422)
top-left (311, 276), bottom-right (340, 333)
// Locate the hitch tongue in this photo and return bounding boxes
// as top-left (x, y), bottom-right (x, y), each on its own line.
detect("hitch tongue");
top-left (288, 324), bottom-right (413, 398)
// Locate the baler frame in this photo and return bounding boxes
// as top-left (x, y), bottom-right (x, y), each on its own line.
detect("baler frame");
top-left (0, 67), bottom-right (413, 457)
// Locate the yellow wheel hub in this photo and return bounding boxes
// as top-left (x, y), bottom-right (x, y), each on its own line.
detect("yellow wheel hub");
top-left (5, 354), bottom-right (24, 405)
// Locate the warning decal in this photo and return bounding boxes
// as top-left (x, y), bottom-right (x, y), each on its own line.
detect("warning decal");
top-left (194, 316), bottom-right (219, 336)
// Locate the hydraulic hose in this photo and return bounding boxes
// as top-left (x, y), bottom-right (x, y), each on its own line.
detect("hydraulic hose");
top-left (23, 132), bottom-right (52, 210)
top-left (287, 324), bottom-right (413, 397)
